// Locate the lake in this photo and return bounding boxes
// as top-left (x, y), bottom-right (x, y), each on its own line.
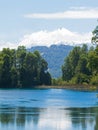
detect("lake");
top-left (0, 88), bottom-right (98, 130)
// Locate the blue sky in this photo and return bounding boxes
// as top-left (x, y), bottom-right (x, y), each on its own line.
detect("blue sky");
top-left (0, 0), bottom-right (98, 49)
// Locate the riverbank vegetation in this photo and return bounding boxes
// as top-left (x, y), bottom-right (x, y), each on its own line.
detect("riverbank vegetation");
top-left (0, 46), bottom-right (51, 88)
top-left (51, 44), bottom-right (98, 89)
top-left (61, 24), bottom-right (98, 87)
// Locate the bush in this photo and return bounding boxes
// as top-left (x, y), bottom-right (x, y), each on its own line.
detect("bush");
top-left (70, 73), bottom-right (90, 84)
top-left (52, 78), bottom-right (68, 86)
top-left (90, 75), bottom-right (98, 85)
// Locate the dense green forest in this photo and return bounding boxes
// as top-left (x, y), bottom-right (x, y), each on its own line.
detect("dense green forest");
top-left (0, 46), bottom-right (51, 88)
top-left (62, 44), bottom-right (98, 85)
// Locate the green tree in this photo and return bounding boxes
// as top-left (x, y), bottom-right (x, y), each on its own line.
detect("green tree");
top-left (62, 45), bottom-right (91, 84)
top-left (88, 46), bottom-right (98, 75)
top-left (0, 51), bottom-right (11, 87)
top-left (24, 52), bottom-right (38, 86)
top-left (10, 66), bottom-right (18, 87)
top-left (92, 25), bottom-right (98, 44)
top-left (62, 57), bottom-right (73, 81)
top-left (75, 54), bottom-right (90, 75)
top-left (62, 46), bottom-right (81, 81)
top-left (39, 58), bottom-right (50, 85)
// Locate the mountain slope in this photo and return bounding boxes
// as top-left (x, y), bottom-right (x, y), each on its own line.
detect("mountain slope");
top-left (28, 44), bottom-right (73, 78)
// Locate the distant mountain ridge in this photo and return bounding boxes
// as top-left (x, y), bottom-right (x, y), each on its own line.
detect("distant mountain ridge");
top-left (28, 44), bottom-right (73, 78)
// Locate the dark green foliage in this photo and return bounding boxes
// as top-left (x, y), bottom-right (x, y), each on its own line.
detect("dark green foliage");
top-left (62, 44), bottom-right (98, 85)
top-left (62, 46), bottom-right (85, 82)
top-left (90, 75), bottom-right (98, 85)
top-left (62, 57), bottom-right (73, 81)
top-left (72, 73), bottom-right (90, 84)
top-left (92, 25), bottom-right (98, 44)
top-left (0, 46), bottom-right (51, 88)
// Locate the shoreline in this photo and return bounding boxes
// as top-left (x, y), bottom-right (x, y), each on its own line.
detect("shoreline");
top-left (0, 84), bottom-right (97, 91)
top-left (35, 84), bottom-right (98, 91)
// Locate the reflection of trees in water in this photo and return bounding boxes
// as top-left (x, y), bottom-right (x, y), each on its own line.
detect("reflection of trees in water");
top-left (69, 107), bottom-right (98, 130)
top-left (0, 107), bottom-right (98, 129)
top-left (0, 107), bottom-right (41, 127)
top-left (16, 107), bottom-right (27, 126)
top-left (0, 108), bottom-right (15, 125)
top-left (94, 107), bottom-right (98, 130)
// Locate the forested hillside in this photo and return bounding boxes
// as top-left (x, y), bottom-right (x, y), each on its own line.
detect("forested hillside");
top-left (29, 44), bottom-right (73, 78)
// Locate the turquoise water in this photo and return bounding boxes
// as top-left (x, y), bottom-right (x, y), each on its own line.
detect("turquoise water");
top-left (0, 89), bottom-right (98, 130)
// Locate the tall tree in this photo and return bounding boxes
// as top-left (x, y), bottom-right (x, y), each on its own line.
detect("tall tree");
top-left (0, 49), bottom-right (12, 87)
top-left (92, 25), bottom-right (98, 44)
top-left (62, 57), bottom-right (73, 81)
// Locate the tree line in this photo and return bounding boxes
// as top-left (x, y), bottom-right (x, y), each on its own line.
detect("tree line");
top-left (62, 44), bottom-right (98, 85)
top-left (0, 46), bottom-right (51, 88)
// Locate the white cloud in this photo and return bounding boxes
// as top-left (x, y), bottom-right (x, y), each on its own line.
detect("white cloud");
top-left (19, 28), bottom-right (92, 48)
top-left (24, 8), bottom-right (98, 19)
top-left (0, 28), bottom-right (92, 50)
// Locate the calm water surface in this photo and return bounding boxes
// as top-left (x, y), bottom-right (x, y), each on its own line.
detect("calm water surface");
top-left (0, 88), bottom-right (98, 130)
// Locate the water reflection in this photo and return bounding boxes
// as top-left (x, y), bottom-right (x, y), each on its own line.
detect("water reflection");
top-left (0, 89), bottom-right (98, 130)
top-left (0, 107), bottom-right (98, 130)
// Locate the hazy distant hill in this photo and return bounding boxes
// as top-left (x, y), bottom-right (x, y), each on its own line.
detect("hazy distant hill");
top-left (28, 44), bottom-right (73, 78)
